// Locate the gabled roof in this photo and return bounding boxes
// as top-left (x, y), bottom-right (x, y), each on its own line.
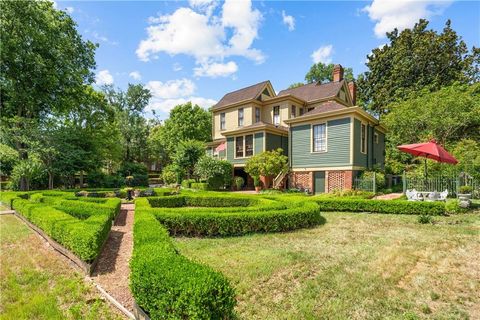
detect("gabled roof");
top-left (300, 101), bottom-right (347, 117)
top-left (213, 81), bottom-right (272, 110)
top-left (277, 80), bottom-right (344, 102)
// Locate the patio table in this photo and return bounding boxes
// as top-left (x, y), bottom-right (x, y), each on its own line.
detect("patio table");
top-left (417, 191), bottom-right (431, 201)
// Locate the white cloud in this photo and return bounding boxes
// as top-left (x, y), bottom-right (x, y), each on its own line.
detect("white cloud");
top-left (65, 6), bottom-right (74, 14)
top-left (146, 79), bottom-right (196, 100)
top-left (281, 10), bottom-right (295, 31)
top-left (148, 97), bottom-right (217, 114)
top-left (137, 0), bottom-right (264, 77)
top-left (129, 71), bottom-right (142, 80)
top-left (363, 0), bottom-right (453, 38)
top-left (95, 70), bottom-right (114, 85)
top-left (194, 61), bottom-right (238, 78)
top-left (173, 63), bottom-right (183, 72)
top-left (311, 45), bottom-right (334, 64)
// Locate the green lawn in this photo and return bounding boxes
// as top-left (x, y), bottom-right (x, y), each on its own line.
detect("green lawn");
top-left (0, 215), bottom-right (122, 320)
top-left (175, 212), bottom-right (480, 319)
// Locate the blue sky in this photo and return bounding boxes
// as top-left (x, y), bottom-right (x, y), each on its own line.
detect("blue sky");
top-left (56, 0), bottom-right (479, 119)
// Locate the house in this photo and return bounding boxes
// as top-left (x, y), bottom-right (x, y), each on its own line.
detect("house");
top-left (206, 64), bottom-right (386, 193)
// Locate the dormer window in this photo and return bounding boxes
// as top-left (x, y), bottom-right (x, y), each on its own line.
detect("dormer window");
top-left (238, 108), bottom-right (244, 126)
top-left (273, 106), bottom-right (280, 125)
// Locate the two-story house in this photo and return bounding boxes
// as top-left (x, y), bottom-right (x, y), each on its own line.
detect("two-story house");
top-left (206, 64), bottom-right (386, 193)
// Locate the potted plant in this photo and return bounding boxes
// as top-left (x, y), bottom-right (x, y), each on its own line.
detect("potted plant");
top-left (234, 176), bottom-right (244, 191)
top-left (253, 176), bottom-right (262, 192)
top-left (458, 185), bottom-right (472, 199)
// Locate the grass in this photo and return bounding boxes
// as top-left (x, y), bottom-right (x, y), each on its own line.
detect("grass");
top-left (175, 212), bottom-right (480, 319)
top-left (0, 215), bottom-right (122, 320)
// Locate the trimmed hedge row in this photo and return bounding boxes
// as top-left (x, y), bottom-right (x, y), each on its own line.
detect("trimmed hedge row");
top-left (190, 182), bottom-right (209, 190)
top-left (55, 198), bottom-right (121, 220)
top-left (12, 198), bottom-right (113, 261)
top-left (131, 205), bottom-right (236, 319)
top-left (313, 198), bottom-right (446, 215)
top-left (139, 195), bottom-right (324, 237)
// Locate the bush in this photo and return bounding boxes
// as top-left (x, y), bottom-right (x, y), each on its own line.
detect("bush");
top-left (118, 162), bottom-right (149, 187)
top-left (445, 199), bottom-right (468, 214)
top-left (131, 199), bottom-right (236, 319)
top-left (194, 157), bottom-right (233, 190)
top-left (12, 197), bottom-right (116, 261)
top-left (313, 198), bottom-right (445, 215)
top-left (181, 179), bottom-right (196, 188)
top-left (418, 214), bottom-right (433, 224)
top-left (234, 176), bottom-right (244, 190)
top-left (142, 195), bottom-right (323, 237)
top-left (191, 182), bottom-right (209, 190)
top-left (162, 164), bottom-right (180, 185)
top-left (459, 186), bottom-right (473, 194)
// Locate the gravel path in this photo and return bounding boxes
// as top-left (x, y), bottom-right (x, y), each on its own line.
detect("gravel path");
top-left (373, 193), bottom-right (403, 200)
top-left (91, 203), bottom-right (135, 313)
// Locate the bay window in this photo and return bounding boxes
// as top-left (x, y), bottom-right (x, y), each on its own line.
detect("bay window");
top-left (235, 134), bottom-right (254, 158)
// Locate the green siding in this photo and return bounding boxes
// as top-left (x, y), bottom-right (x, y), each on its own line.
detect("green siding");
top-left (266, 133), bottom-right (288, 155)
top-left (373, 130), bottom-right (385, 168)
top-left (353, 119), bottom-right (368, 168)
top-left (219, 149), bottom-right (226, 159)
top-left (254, 132), bottom-right (264, 155)
top-left (353, 119), bottom-right (385, 169)
top-left (290, 117), bottom-right (351, 168)
top-left (226, 132), bottom-right (264, 165)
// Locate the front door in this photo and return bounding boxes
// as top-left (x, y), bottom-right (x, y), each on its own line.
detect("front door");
top-left (314, 171), bottom-right (325, 194)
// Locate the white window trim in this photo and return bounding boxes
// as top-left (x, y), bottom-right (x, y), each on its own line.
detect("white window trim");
top-left (273, 106), bottom-right (280, 125)
top-left (238, 108), bottom-right (244, 127)
top-left (233, 134), bottom-right (255, 159)
top-left (374, 132), bottom-right (379, 144)
top-left (310, 122), bottom-right (328, 153)
top-left (220, 112), bottom-right (226, 131)
top-left (360, 122), bottom-right (367, 154)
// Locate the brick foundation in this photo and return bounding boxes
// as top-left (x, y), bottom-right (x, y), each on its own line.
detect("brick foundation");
top-left (290, 170), bottom-right (354, 193)
top-left (289, 171), bottom-right (313, 191)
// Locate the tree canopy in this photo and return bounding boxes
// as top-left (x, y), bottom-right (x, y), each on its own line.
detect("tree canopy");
top-left (357, 19), bottom-right (479, 115)
top-left (305, 62), bottom-right (354, 84)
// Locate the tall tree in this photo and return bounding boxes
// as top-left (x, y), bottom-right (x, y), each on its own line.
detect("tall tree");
top-left (0, 1), bottom-right (97, 189)
top-left (357, 19), bottom-right (479, 115)
top-left (305, 63), bottom-right (354, 84)
top-left (173, 140), bottom-right (205, 180)
top-left (159, 102), bottom-right (212, 154)
top-left (103, 84), bottom-right (152, 163)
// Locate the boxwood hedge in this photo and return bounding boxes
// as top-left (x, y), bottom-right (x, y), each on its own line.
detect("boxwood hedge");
top-left (131, 206), bottom-right (236, 319)
top-left (313, 198), bottom-right (445, 215)
top-left (9, 192), bottom-right (120, 262)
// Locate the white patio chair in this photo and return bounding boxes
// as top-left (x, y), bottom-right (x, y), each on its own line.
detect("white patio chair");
top-left (406, 189), bottom-right (414, 201)
top-left (426, 191), bottom-right (440, 202)
top-left (439, 189), bottom-right (448, 201)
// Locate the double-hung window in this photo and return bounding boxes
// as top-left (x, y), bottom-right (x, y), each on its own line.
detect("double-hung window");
top-left (361, 123), bottom-right (367, 153)
top-left (220, 112), bottom-right (226, 130)
top-left (238, 108), bottom-right (244, 127)
top-left (299, 108), bottom-right (304, 116)
top-left (235, 135), bottom-right (254, 158)
top-left (235, 136), bottom-right (244, 158)
top-left (273, 106), bottom-right (280, 125)
top-left (255, 107), bottom-right (261, 123)
top-left (312, 123), bottom-right (327, 152)
top-left (291, 105), bottom-right (296, 118)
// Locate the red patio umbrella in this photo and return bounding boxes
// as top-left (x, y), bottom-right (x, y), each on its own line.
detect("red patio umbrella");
top-left (397, 139), bottom-right (458, 178)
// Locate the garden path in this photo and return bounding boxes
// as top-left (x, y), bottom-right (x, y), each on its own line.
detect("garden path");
top-left (373, 193), bottom-right (403, 200)
top-left (91, 202), bottom-right (135, 313)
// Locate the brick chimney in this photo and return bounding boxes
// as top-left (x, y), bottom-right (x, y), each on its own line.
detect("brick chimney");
top-left (348, 81), bottom-right (356, 105)
top-left (333, 64), bottom-right (344, 82)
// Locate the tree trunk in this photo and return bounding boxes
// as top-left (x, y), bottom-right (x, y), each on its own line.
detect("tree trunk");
top-left (48, 172), bottom-right (54, 189)
top-left (79, 171), bottom-right (84, 188)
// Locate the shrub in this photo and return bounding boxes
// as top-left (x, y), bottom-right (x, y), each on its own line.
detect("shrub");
top-left (313, 198), bottom-right (445, 215)
top-left (181, 179), bottom-right (195, 188)
top-left (459, 185), bottom-right (473, 194)
top-left (445, 199), bottom-right (468, 214)
top-left (194, 156), bottom-right (233, 190)
top-left (162, 164), bottom-right (179, 185)
top-left (12, 197), bottom-right (115, 261)
top-left (234, 176), bottom-right (244, 190)
top-left (143, 195), bottom-right (323, 237)
top-left (131, 199), bottom-right (236, 319)
top-left (191, 182), bottom-right (209, 190)
top-left (418, 214), bottom-right (433, 224)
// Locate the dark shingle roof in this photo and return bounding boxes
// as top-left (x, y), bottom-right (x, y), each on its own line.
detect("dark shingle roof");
top-left (277, 80), bottom-right (344, 102)
top-left (297, 101), bottom-right (348, 118)
top-left (213, 81), bottom-right (270, 110)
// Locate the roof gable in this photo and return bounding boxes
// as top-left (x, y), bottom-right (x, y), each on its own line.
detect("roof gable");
top-left (277, 80), bottom-right (344, 103)
top-left (213, 81), bottom-right (274, 110)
